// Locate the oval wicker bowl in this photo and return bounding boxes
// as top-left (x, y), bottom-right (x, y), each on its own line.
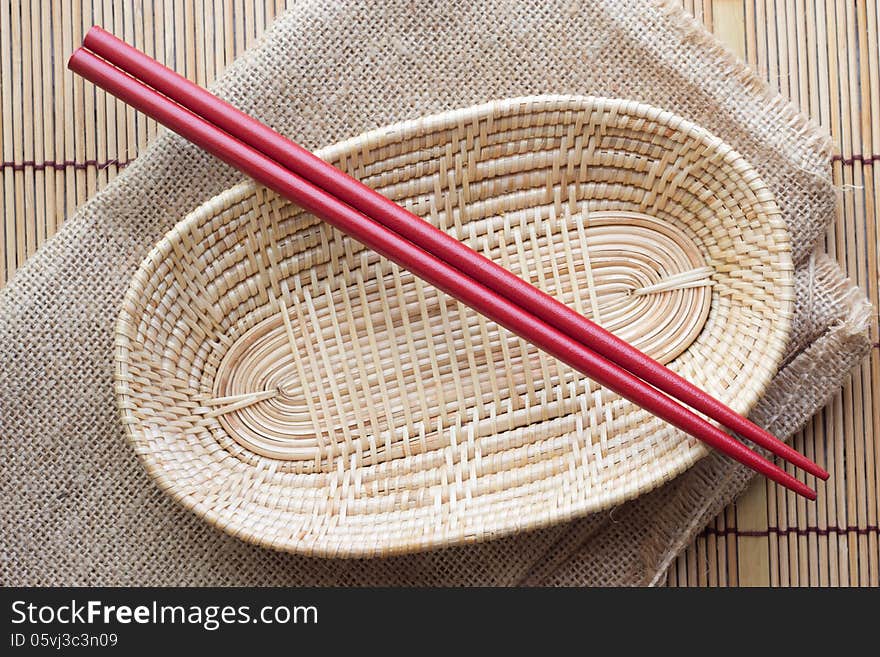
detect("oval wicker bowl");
top-left (116, 96), bottom-right (793, 557)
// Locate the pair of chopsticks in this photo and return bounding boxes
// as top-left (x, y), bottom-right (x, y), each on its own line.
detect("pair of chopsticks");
top-left (69, 27), bottom-right (827, 499)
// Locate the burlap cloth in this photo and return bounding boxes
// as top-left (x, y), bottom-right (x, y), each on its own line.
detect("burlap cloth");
top-left (0, 0), bottom-right (872, 586)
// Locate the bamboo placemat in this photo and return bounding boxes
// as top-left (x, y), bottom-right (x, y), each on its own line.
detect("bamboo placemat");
top-left (668, 0), bottom-right (879, 587)
top-left (1, 0), bottom-right (876, 586)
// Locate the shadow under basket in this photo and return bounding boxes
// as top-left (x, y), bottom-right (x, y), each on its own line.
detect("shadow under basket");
top-left (115, 96), bottom-right (794, 557)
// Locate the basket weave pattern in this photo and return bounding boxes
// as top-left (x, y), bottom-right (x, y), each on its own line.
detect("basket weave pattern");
top-left (116, 96), bottom-right (793, 556)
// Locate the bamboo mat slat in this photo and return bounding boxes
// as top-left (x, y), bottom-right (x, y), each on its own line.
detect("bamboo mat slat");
top-left (0, 0), bottom-right (876, 586)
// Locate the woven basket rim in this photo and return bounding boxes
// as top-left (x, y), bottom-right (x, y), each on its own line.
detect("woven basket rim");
top-left (115, 95), bottom-right (794, 557)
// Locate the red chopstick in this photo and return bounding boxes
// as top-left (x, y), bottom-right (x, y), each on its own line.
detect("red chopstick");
top-left (81, 26), bottom-right (826, 483)
top-left (68, 44), bottom-right (818, 499)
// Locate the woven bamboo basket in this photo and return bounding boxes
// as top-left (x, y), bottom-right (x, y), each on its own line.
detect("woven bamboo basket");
top-left (115, 96), bottom-right (794, 557)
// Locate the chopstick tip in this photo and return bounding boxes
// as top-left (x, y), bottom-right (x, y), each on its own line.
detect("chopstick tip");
top-left (795, 455), bottom-right (830, 480)
top-left (793, 480), bottom-right (818, 501)
top-left (772, 464), bottom-right (818, 500)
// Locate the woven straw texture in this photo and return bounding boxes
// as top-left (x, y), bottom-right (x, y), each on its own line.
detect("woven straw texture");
top-left (0, 0), bottom-right (872, 584)
top-left (117, 96), bottom-right (793, 556)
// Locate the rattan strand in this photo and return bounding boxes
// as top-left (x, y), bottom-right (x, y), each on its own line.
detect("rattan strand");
top-left (115, 96), bottom-right (794, 557)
